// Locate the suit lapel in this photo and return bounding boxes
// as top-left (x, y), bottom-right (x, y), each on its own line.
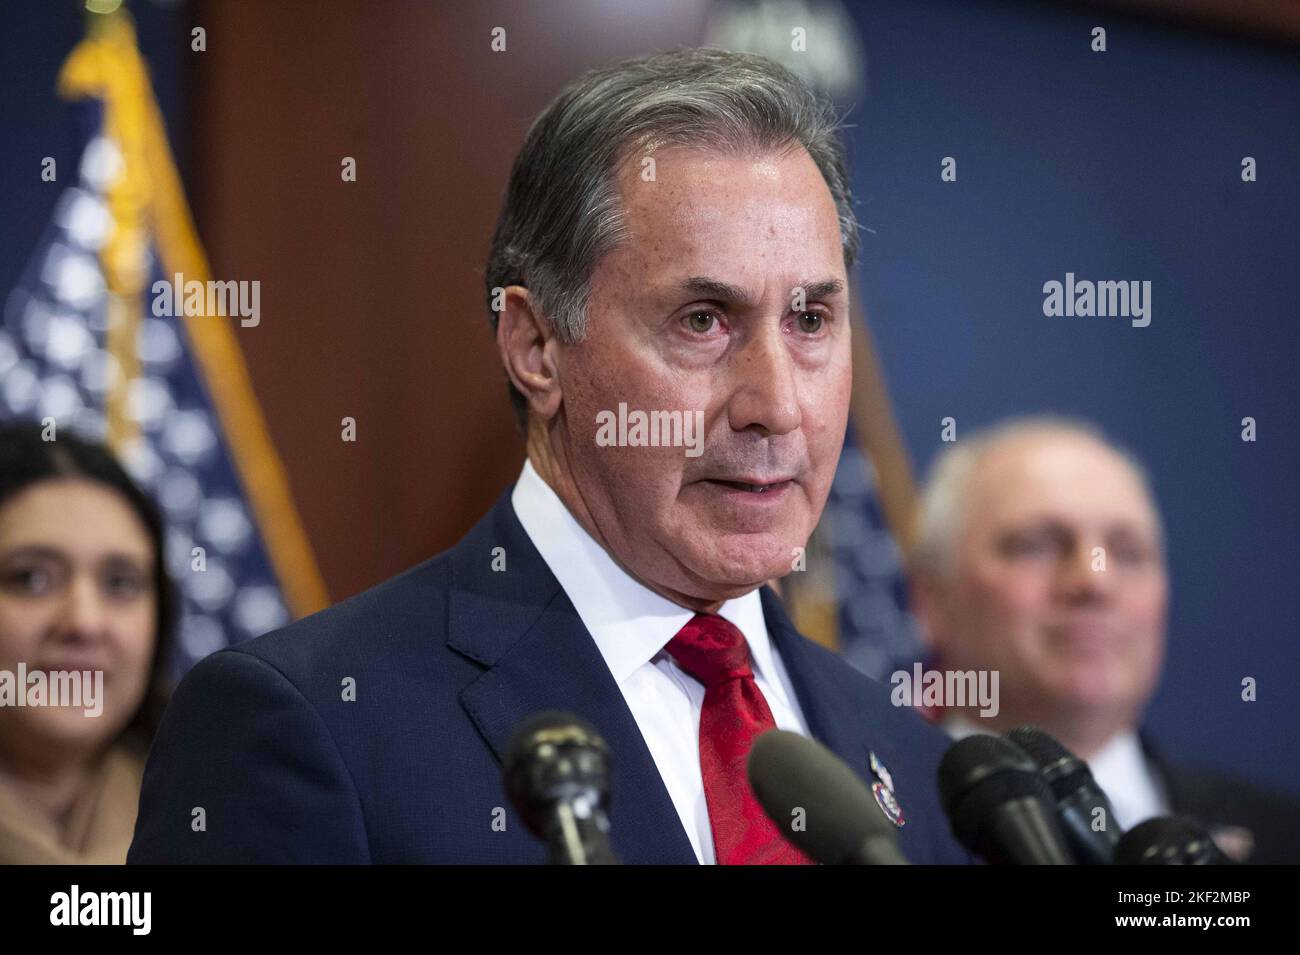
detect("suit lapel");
top-left (448, 491), bottom-right (698, 864)
top-left (1139, 731), bottom-right (1258, 862)
top-left (761, 586), bottom-right (879, 784)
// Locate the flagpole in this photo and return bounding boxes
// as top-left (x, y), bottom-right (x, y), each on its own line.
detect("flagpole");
top-left (58, 6), bottom-right (331, 618)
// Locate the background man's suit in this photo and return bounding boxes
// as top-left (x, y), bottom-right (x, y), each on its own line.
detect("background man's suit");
top-left (129, 490), bottom-right (972, 863)
top-left (1140, 735), bottom-right (1300, 864)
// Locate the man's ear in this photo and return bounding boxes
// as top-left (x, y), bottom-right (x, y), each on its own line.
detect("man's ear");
top-left (909, 567), bottom-right (949, 654)
top-left (496, 285), bottom-right (562, 420)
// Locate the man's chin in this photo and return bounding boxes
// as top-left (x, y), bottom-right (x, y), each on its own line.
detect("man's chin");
top-left (1047, 674), bottom-right (1137, 714)
top-left (678, 536), bottom-right (794, 595)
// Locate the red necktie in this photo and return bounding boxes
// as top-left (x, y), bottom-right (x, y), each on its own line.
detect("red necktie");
top-left (665, 613), bottom-right (815, 865)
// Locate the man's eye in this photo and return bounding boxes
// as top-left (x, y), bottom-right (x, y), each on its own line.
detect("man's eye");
top-left (1112, 544), bottom-right (1153, 566)
top-left (685, 311), bottom-right (718, 334)
top-left (796, 311), bottom-right (824, 333)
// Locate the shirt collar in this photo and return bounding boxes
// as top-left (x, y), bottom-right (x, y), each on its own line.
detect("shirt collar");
top-left (510, 458), bottom-right (774, 687)
top-left (941, 713), bottom-right (981, 740)
top-left (1087, 730), bottom-right (1155, 789)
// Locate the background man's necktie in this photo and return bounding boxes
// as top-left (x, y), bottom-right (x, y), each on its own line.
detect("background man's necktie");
top-left (665, 613), bottom-right (815, 865)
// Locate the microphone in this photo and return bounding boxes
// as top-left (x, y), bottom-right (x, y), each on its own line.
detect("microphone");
top-left (1114, 816), bottom-right (1232, 865)
top-left (747, 729), bottom-right (910, 864)
top-left (1006, 725), bottom-right (1122, 864)
top-left (503, 711), bottom-right (621, 864)
top-left (938, 734), bottom-right (1075, 864)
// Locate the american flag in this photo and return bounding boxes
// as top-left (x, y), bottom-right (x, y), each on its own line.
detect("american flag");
top-left (0, 15), bottom-right (324, 678)
top-left (821, 440), bottom-right (925, 682)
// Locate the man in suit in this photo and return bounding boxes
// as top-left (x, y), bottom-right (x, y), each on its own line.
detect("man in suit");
top-left (909, 415), bottom-right (1300, 863)
top-left (128, 48), bottom-right (971, 864)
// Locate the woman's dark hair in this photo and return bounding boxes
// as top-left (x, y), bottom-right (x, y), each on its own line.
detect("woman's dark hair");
top-left (0, 420), bottom-right (176, 754)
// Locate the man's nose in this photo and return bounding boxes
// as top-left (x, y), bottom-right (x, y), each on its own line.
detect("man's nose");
top-left (1055, 540), bottom-right (1114, 603)
top-left (726, 326), bottom-right (802, 436)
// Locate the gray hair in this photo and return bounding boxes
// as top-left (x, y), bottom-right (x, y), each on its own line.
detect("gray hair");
top-left (914, 416), bottom-right (1164, 577)
top-left (485, 47), bottom-right (861, 428)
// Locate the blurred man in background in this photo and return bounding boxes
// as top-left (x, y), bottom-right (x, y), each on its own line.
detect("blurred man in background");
top-left (909, 416), bottom-right (1300, 862)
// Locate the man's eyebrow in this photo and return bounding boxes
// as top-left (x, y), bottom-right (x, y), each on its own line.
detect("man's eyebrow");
top-left (798, 278), bottom-right (846, 302)
top-left (679, 276), bottom-right (754, 307)
top-left (677, 276), bottom-right (846, 308)
top-left (1105, 521), bottom-right (1161, 541)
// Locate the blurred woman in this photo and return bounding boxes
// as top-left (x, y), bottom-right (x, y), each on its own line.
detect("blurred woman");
top-left (0, 422), bottom-right (174, 863)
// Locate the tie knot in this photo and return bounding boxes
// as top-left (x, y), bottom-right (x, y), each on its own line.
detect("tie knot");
top-left (665, 614), bottom-right (753, 687)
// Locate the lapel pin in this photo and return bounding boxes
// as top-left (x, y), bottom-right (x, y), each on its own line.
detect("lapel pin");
top-left (872, 781), bottom-right (906, 828)
top-left (868, 750), bottom-right (895, 793)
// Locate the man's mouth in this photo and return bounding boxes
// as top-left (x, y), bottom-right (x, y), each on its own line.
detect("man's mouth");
top-left (701, 478), bottom-right (794, 494)
top-left (1044, 621), bottom-right (1126, 651)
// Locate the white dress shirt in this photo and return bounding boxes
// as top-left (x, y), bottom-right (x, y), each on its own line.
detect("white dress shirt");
top-left (943, 715), bottom-right (1170, 830)
top-left (511, 459), bottom-right (811, 864)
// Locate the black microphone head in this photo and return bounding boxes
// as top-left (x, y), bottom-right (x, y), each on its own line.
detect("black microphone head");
top-left (1005, 725), bottom-right (1122, 862)
top-left (1007, 725), bottom-right (1073, 772)
top-left (938, 733), bottom-right (1046, 813)
top-left (1115, 816), bottom-right (1231, 865)
top-left (1007, 725), bottom-right (1096, 800)
top-left (938, 734), bottom-right (1071, 863)
top-left (503, 710), bottom-right (613, 840)
top-left (748, 729), bottom-right (906, 864)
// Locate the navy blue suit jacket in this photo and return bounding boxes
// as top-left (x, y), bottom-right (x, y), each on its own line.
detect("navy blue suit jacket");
top-left (128, 490), bottom-right (971, 864)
